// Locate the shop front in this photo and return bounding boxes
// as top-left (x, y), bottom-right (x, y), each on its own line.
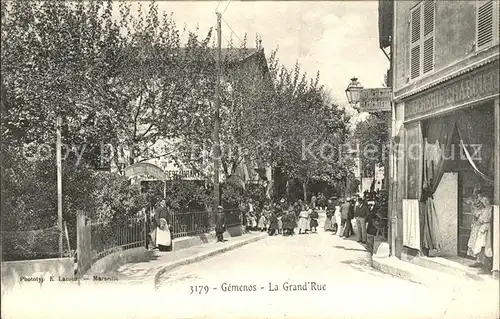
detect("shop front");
top-left (398, 60), bottom-right (499, 277)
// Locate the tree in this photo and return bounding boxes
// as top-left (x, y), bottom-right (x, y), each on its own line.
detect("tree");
top-left (353, 112), bottom-right (390, 177)
top-left (263, 57), bottom-right (353, 201)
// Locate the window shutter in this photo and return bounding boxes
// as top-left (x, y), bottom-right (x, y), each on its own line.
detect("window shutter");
top-left (411, 7), bottom-right (421, 44)
top-left (423, 1), bottom-right (434, 37)
top-left (410, 6), bottom-right (421, 80)
top-left (423, 1), bottom-right (434, 74)
top-left (477, 0), bottom-right (494, 49)
top-left (411, 46), bottom-right (421, 80)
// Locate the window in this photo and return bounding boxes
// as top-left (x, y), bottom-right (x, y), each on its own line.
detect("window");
top-left (409, 0), bottom-right (435, 81)
top-left (476, 0), bottom-right (500, 51)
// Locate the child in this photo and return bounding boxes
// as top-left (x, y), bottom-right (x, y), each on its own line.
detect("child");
top-left (258, 214), bottom-right (267, 232)
top-left (310, 208), bottom-right (319, 233)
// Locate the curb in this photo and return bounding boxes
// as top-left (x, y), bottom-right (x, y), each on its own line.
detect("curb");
top-left (153, 233), bottom-right (268, 290)
top-left (371, 256), bottom-right (475, 291)
top-left (371, 256), bottom-right (425, 286)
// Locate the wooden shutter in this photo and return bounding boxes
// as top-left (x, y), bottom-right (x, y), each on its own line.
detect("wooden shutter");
top-left (410, 5), bottom-right (421, 80)
top-left (422, 1), bottom-right (434, 74)
top-left (477, 0), bottom-right (494, 50)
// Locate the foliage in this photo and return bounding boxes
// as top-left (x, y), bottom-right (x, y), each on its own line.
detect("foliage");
top-left (374, 190), bottom-right (389, 219)
top-left (353, 112), bottom-right (390, 176)
top-left (1, 142), bottom-right (148, 257)
top-left (164, 179), bottom-right (211, 212)
top-left (264, 57), bottom-right (354, 201)
top-left (221, 182), bottom-right (245, 210)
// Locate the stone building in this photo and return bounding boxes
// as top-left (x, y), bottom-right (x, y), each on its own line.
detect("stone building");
top-left (380, 0), bottom-right (499, 277)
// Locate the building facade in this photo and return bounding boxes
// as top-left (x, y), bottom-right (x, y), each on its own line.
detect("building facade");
top-left (385, 0), bottom-right (499, 276)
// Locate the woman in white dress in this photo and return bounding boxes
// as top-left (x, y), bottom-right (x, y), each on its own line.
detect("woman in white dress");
top-left (334, 203), bottom-right (342, 235)
top-left (155, 218), bottom-right (172, 251)
top-left (298, 206), bottom-right (310, 234)
top-left (467, 192), bottom-right (493, 273)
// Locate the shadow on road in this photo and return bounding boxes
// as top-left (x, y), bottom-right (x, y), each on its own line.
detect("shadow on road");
top-left (332, 245), bottom-right (367, 253)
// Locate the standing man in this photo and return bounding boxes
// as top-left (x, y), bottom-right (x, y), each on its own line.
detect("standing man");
top-left (339, 198), bottom-right (350, 238)
top-left (354, 197), bottom-right (369, 244)
top-left (215, 206), bottom-right (226, 243)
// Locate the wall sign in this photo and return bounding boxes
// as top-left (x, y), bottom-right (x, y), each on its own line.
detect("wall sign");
top-left (405, 64), bottom-right (500, 119)
top-left (359, 88), bottom-right (392, 112)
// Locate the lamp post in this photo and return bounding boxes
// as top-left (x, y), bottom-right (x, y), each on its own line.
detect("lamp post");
top-left (345, 77), bottom-right (363, 110)
top-left (346, 76), bottom-right (394, 257)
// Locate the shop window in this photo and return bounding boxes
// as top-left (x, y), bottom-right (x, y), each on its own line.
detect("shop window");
top-left (409, 1), bottom-right (435, 81)
top-left (476, 0), bottom-right (500, 51)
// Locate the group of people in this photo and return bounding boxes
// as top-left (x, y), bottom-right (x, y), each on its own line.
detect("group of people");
top-left (238, 194), bottom-right (357, 238)
top-left (323, 195), bottom-right (377, 244)
top-left (148, 190), bottom-right (387, 251)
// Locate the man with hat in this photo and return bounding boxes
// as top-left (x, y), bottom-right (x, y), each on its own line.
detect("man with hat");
top-left (215, 205), bottom-right (227, 243)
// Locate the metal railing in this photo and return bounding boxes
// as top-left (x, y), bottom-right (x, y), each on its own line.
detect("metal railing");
top-left (87, 209), bottom-right (243, 262)
top-left (90, 216), bottom-right (146, 261)
top-left (170, 209), bottom-right (242, 239)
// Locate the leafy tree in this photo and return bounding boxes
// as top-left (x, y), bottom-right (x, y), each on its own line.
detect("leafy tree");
top-left (164, 179), bottom-right (211, 212)
top-left (263, 57), bottom-right (353, 201)
top-left (353, 112), bottom-right (390, 177)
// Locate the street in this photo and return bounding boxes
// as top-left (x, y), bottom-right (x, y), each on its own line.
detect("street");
top-left (155, 220), bottom-right (497, 319)
top-left (2, 216), bottom-right (499, 319)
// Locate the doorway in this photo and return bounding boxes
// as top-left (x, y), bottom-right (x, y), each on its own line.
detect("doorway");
top-left (458, 170), bottom-right (483, 258)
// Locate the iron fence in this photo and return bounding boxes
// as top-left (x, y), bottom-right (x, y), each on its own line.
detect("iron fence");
top-left (170, 209), bottom-right (242, 239)
top-left (90, 216), bottom-right (146, 261)
top-left (87, 209), bottom-right (242, 262)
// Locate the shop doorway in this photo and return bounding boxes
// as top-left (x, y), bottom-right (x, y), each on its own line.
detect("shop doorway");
top-left (458, 170), bottom-right (484, 258)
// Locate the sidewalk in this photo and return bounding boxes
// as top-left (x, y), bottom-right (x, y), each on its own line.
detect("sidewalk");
top-left (81, 231), bottom-right (268, 289)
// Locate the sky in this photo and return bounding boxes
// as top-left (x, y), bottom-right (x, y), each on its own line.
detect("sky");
top-left (125, 1), bottom-right (388, 119)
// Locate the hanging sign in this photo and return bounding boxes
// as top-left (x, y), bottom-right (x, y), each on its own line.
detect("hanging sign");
top-left (359, 88), bottom-right (392, 112)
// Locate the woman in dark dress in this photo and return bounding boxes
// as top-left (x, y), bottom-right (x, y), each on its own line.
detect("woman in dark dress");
top-left (268, 211), bottom-right (279, 236)
top-left (324, 199), bottom-right (335, 232)
top-left (310, 208), bottom-right (319, 233)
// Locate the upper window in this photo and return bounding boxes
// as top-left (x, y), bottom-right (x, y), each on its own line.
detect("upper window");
top-left (409, 0), bottom-right (435, 81)
top-left (476, 0), bottom-right (500, 51)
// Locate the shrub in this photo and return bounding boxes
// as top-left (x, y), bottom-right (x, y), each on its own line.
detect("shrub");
top-left (164, 178), bottom-right (211, 213)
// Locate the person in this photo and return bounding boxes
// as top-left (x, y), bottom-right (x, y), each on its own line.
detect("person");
top-left (268, 210), bottom-right (279, 236)
top-left (339, 198), bottom-right (350, 238)
top-left (311, 194), bottom-right (317, 209)
top-left (215, 206), bottom-right (226, 243)
top-left (354, 197), bottom-right (369, 244)
top-left (155, 218), bottom-right (172, 251)
top-left (281, 211), bottom-right (289, 236)
top-left (151, 200), bottom-right (172, 248)
top-left (467, 192), bottom-right (493, 274)
top-left (240, 201), bottom-right (248, 233)
top-left (248, 199), bottom-right (255, 215)
top-left (298, 205), bottom-right (310, 234)
top-left (318, 192), bottom-right (326, 210)
top-left (310, 208), bottom-right (319, 233)
top-left (154, 200), bottom-right (171, 230)
top-left (345, 198), bottom-right (356, 238)
top-left (287, 207), bottom-right (297, 236)
top-left (324, 199), bottom-right (335, 231)
top-left (334, 200), bottom-right (342, 235)
top-left (277, 213), bottom-right (283, 235)
top-left (258, 213), bottom-right (268, 232)
top-left (250, 212), bottom-right (258, 230)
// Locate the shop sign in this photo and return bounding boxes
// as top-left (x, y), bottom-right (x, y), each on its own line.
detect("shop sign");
top-left (124, 163), bottom-right (166, 181)
top-left (405, 64), bottom-right (500, 119)
top-left (359, 88), bottom-right (392, 112)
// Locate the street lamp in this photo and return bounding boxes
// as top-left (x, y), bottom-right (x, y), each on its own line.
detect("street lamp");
top-left (345, 77), bottom-right (363, 110)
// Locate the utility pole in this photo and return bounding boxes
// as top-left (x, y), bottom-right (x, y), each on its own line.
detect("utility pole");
top-left (213, 12), bottom-right (222, 212)
top-left (56, 116), bottom-right (63, 257)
